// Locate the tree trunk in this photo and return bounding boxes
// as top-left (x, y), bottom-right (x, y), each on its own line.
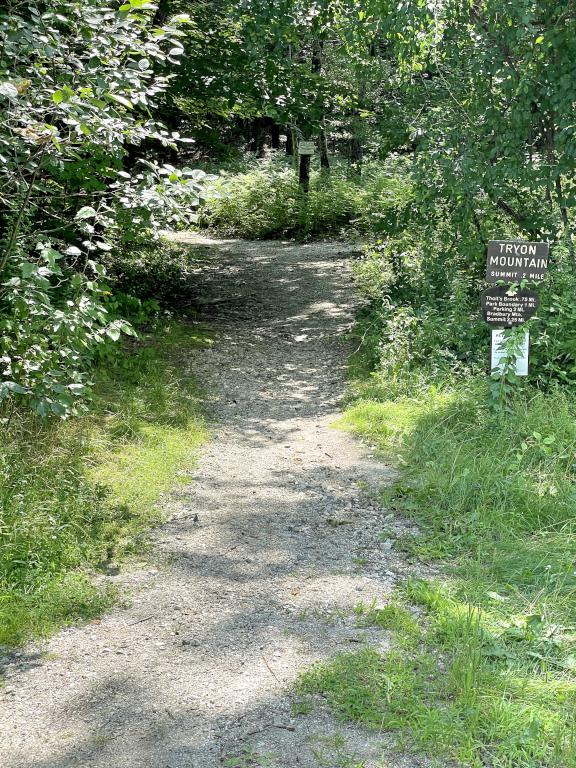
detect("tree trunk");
top-left (319, 126), bottom-right (330, 170)
top-left (271, 122), bottom-right (280, 150)
top-left (349, 68), bottom-right (366, 175)
top-left (250, 119), bottom-right (266, 157)
top-left (285, 128), bottom-right (293, 155)
top-left (311, 39), bottom-right (329, 172)
top-left (299, 153), bottom-right (311, 192)
top-left (152, 0), bottom-right (170, 26)
top-left (349, 131), bottom-right (363, 174)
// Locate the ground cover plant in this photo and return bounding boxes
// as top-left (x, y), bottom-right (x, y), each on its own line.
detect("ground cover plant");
top-left (293, 321), bottom-right (576, 765)
top-left (0, 320), bottom-right (209, 646)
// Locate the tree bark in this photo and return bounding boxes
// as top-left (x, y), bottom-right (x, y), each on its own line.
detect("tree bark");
top-left (349, 131), bottom-right (363, 173)
top-left (250, 119), bottom-right (266, 157)
top-left (311, 39), bottom-right (328, 172)
top-left (319, 126), bottom-right (330, 169)
top-left (285, 128), bottom-right (293, 155)
top-left (299, 153), bottom-right (311, 192)
top-left (152, 0), bottom-right (170, 27)
top-left (349, 76), bottom-right (366, 175)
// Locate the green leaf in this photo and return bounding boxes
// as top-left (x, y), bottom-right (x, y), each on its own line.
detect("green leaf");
top-left (105, 92), bottom-right (134, 110)
top-left (0, 82), bottom-right (18, 100)
top-left (50, 401), bottom-right (68, 416)
top-left (0, 381), bottom-right (27, 396)
top-left (75, 206), bottom-right (97, 220)
top-left (21, 261), bottom-right (38, 278)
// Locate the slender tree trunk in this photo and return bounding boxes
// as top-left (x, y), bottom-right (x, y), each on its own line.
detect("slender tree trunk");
top-left (544, 114), bottom-right (575, 264)
top-left (1, 146), bottom-right (46, 274)
top-left (271, 122), bottom-right (280, 150)
top-left (285, 128), bottom-right (293, 155)
top-left (152, 0), bottom-right (170, 26)
top-left (319, 126), bottom-right (330, 169)
top-left (349, 132), bottom-right (363, 173)
top-left (250, 119), bottom-right (266, 157)
top-left (349, 68), bottom-right (366, 175)
top-left (555, 175), bottom-right (575, 265)
top-left (311, 38), bottom-right (329, 174)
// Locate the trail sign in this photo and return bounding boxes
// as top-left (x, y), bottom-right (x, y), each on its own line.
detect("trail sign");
top-left (485, 240), bottom-right (549, 283)
top-left (298, 140), bottom-right (315, 155)
top-left (481, 286), bottom-right (539, 327)
top-left (491, 330), bottom-right (529, 376)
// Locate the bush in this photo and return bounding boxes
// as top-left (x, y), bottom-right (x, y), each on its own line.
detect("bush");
top-left (352, 208), bottom-right (576, 387)
top-left (199, 156), bottom-right (414, 239)
top-left (103, 240), bottom-right (203, 309)
top-left (0, 246), bottom-right (135, 418)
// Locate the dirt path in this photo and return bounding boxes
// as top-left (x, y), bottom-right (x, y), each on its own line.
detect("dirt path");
top-left (0, 237), bottom-right (424, 768)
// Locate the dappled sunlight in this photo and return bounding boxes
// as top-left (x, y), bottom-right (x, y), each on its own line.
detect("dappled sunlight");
top-left (0, 238), bottom-right (403, 768)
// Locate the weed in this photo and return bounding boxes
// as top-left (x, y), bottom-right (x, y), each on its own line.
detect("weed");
top-left (223, 746), bottom-right (274, 767)
top-left (354, 600), bottom-right (420, 639)
top-left (290, 696), bottom-right (314, 715)
top-left (309, 732), bottom-right (366, 768)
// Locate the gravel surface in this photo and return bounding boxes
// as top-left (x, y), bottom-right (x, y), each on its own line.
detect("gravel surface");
top-left (0, 236), bottom-right (430, 768)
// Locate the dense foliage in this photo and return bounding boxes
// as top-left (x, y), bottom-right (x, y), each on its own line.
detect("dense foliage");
top-left (3, 0), bottom-right (576, 410)
top-left (0, 0), bottom-right (208, 416)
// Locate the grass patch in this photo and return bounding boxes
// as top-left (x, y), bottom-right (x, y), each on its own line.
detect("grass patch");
top-left (0, 320), bottom-right (210, 647)
top-left (354, 599), bottom-right (420, 640)
top-left (298, 372), bottom-right (576, 766)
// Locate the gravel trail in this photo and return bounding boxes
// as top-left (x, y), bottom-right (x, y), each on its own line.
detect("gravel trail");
top-left (0, 237), bottom-right (426, 768)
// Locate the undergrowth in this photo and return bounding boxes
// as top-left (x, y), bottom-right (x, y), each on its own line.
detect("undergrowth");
top-left (198, 155), bottom-right (414, 240)
top-left (297, 369), bottom-right (576, 766)
top-left (0, 320), bottom-right (210, 647)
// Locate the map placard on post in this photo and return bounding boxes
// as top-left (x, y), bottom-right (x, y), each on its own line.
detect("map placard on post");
top-left (481, 286), bottom-right (539, 327)
top-left (490, 329), bottom-right (529, 376)
top-left (486, 240), bottom-right (549, 283)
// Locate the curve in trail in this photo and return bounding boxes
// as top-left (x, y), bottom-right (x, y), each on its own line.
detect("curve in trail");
top-left (0, 237), bottom-right (423, 768)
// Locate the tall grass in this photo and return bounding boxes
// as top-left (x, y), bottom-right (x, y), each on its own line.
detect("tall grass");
top-left (297, 372), bottom-right (576, 766)
top-left (0, 321), bottom-right (210, 646)
top-left (343, 378), bottom-right (576, 544)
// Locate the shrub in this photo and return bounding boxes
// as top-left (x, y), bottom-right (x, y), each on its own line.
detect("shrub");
top-left (352, 212), bottom-right (576, 387)
top-left (199, 156), bottom-right (414, 239)
top-left (103, 241), bottom-right (201, 309)
top-left (0, 320), bottom-right (208, 646)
